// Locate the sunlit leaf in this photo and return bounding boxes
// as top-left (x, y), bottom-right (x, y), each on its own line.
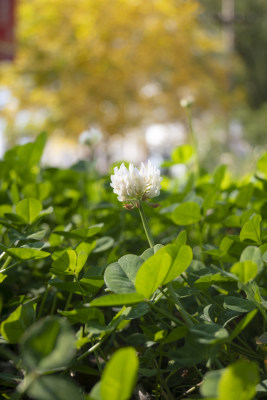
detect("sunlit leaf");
top-left (171, 145), bottom-right (194, 164)
top-left (16, 198), bottom-right (43, 225)
top-left (100, 347), bottom-right (138, 400)
top-left (230, 261), bottom-right (258, 283)
top-left (135, 248), bottom-right (172, 298)
top-left (172, 202), bottom-right (202, 226)
top-left (218, 360), bottom-right (259, 400)
top-left (1, 303), bottom-right (36, 344)
top-left (90, 293), bottom-right (145, 307)
top-left (6, 247), bottom-right (50, 261)
top-left (240, 214), bottom-right (261, 243)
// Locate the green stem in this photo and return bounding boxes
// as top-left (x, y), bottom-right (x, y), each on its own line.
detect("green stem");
top-left (150, 309), bottom-right (173, 330)
top-left (0, 255), bottom-right (12, 272)
top-left (180, 274), bottom-right (206, 306)
top-left (0, 236), bottom-right (27, 273)
top-left (75, 274), bottom-right (86, 303)
top-left (256, 302), bottom-right (267, 325)
top-left (93, 339), bottom-right (103, 373)
top-left (64, 292), bottom-right (73, 311)
top-left (186, 105), bottom-right (199, 178)
top-left (78, 335), bottom-right (109, 362)
top-left (197, 222), bottom-right (204, 261)
top-left (149, 301), bottom-right (183, 326)
top-left (0, 261), bottom-right (19, 274)
top-left (64, 275), bottom-right (77, 311)
top-left (194, 365), bottom-right (204, 379)
top-left (166, 283), bottom-right (196, 327)
top-left (157, 368), bottom-right (175, 400)
top-left (0, 347), bottom-right (20, 366)
top-left (37, 285), bottom-right (50, 319)
top-left (12, 372), bottom-right (38, 400)
top-left (50, 292), bottom-right (58, 315)
top-left (242, 282), bottom-right (267, 325)
top-left (138, 201), bottom-right (155, 248)
top-left (230, 342), bottom-right (263, 361)
top-left (155, 346), bottom-right (164, 400)
top-left (236, 335), bottom-right (259, 356)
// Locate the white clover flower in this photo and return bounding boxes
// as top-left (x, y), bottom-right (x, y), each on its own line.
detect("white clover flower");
top-left (110, 160), bottom-right (162, 208)
top-left (180, 95), bottom-right (195, 108)
top-left (79, 127), bottom-right (102, 146)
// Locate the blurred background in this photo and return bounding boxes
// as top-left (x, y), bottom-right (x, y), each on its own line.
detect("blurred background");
top-left (0, 0), bottom-right (266, 174)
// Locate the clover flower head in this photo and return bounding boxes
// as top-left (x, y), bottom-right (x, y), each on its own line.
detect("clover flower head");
top-left (180, 95), bottom-right (195, 108)
top-left (110, 160), bottom-right (162, 208)
top-left (79, 127), bottom-right (102, 146)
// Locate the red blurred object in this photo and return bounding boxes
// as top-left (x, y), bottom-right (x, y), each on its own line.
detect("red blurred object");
top-left (0, 0), bottom-right (15, 61)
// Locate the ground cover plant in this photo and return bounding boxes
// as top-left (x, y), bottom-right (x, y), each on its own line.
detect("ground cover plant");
top-left (0, 132), bottom-right (267, 400)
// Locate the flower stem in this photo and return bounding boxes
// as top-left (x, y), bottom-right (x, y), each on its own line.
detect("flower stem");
top-left (138, 201), bottom-right (155, 248)
top-left (185, 105), bottom-right (199, 179)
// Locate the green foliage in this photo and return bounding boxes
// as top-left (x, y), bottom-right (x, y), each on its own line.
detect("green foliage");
top-left (104, 254), bottom-right (144, 294)
top-left (21, 317), bottom-right (76, 372)
top-left (28, 376), bottom-right (85, 400)
top-left (0, 136), bottom-right (267, 399)
top-left (100, 347), bottom-right (138, 400)
top-left (16, 198), bottom-right (43, 225)
top-left (135, 248), bottom-right (172, 298)
top-left (257, 152), bottom-right (267, 179)
top-left (172, 201), bottom-right (202, 225)
top-left (240, 214), bottom-right (262, 243)
top-left (218, 360), bottom-right (259, 400)
top-left (235, 1), bottom-right (267, 107)
top-left (90, 293), bottom-right (145, 307)
top-left (1, 303), bottom-right (36, 343)
top-left (230, 261), bottom-right (258, 283)
top-left (201, 360), bottom-right (259, 400)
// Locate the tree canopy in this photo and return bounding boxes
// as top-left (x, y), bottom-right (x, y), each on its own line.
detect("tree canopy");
top-left (1, 0), bottom-right (233, 138)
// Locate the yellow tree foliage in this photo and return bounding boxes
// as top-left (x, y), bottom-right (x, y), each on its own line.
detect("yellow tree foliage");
top-left (0, 0), bottom-right (231, 138)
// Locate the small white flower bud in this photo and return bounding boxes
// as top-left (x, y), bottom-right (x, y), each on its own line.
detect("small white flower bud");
top-left (180, 95), bottom-right (195, 108)
top-left (79, 127), bottom-right (102, 146)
